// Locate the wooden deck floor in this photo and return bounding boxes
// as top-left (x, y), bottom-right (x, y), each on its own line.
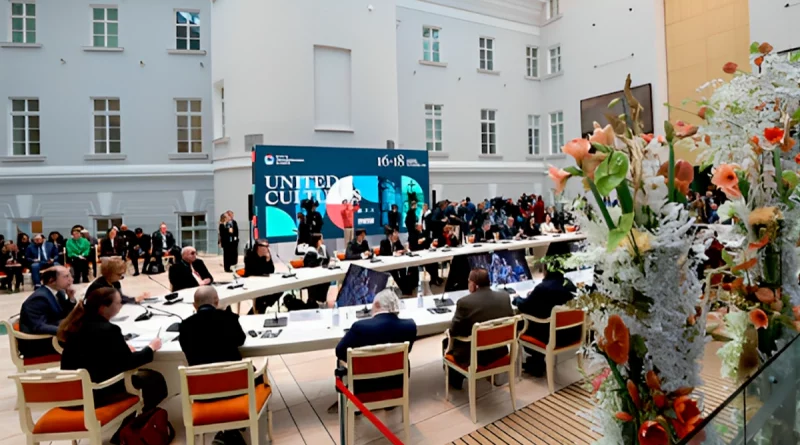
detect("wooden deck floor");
top-left (450, 373), bottom-right (735, 445)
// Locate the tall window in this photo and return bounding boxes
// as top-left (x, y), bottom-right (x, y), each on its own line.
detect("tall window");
top-left (422, 26), bottom-right (440, 62)
top-left (92, 7), bottom-right (118, 48)
top-left (95, 217), bottom-right (123, 238)
top-left (550, 111), bottom-right (564, 154)
top-left (479, 37), bottom-right (494, 71)
top-left (220, 87), bottom-right (226, 138)
top-left (11, 99), bottom-right (39, 156)
top-left (176, 99), bottom-right (202, 153)
top-left (526, 46), bottom-right (538, 78)
top-left (180, 214), bottom-right (207, 252)
top-left (528, 115), bottom-right (541, 155)
top-left (548, 0), bottom-right (560, 19)
top-left (481, 109), bottom-right (496, 154)
top-left (92, 98), bottom-right (121, 154)
top-left (175, 11), bottom-right (200, 50)
top-left (425, 104), bottom-right (443, 152)
top-left (11, 2), bottom-right (35, 43)
top-left (549, 46), bottom-right (562, 74)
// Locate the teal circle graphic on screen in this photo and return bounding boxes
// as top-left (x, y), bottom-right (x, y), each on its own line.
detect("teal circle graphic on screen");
top-left (265, 206), bottom-right (298, 238)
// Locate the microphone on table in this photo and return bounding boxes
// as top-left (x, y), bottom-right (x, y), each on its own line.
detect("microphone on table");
top-left (146, 305), bottom-right (183, 332)
top-left (436, 290), bottom-right (454, 307)
top-left (369, 255), bottom-right (382, 263)
top-left (134, 305), bottom-right (153, 322)
top-left (228, 267), bottom-right (245, 289)
top-left (274, 252), bottom-right (297, 278)
top-left (147, 275), bottom-right (172, 291)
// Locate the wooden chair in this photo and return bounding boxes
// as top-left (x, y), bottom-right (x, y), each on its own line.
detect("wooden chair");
top-left (10, 369), bottom-right (143, 445)
top-left (1, 318), bottom-right (63, 373)
top-left (179, 360), bottom-right (273, 445)
top-left (443, 316), bottom-right (519, 423)
top-left (518, 306), bottom-right (587, 393)
top-left (344, 343), bottom-right (410, 444)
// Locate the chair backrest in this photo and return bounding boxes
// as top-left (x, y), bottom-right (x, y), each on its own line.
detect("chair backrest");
top-left (11, 369), bottom-right (96, 435)
top-left (179, 360), bottom-right (254, 402)
top-left (346, 342), bottom-right (409, 382)
top-left (236, 268), bottom-right (246, 277)
top-left (522, 306), bottom-right (586, 350)
top-left (2, 318), bottom-right (61, 371)
top-left (471, 316), bottom-right (519, 352)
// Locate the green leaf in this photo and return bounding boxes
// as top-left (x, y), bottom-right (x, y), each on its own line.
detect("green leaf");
top-left (721, 249), bottom-right (734, 267)
top-left (607, 97), bottom-right (621, 109)
top-left (594, 151), bottom-right (630, 196)
top-left (750, 42), bottom-right (760, 54)
top-left (791, 52), bottom-right (800, 63)
top-left (607, 212), bottom-right (634, 252)
top-left (782, 171), bottom-right (799, 192)
top-left (792, 107), bottom-right (800, 123)
top-left (616, 182), bottom-right (634, 214)
top-left (590, 142), bottom-right (612, 154)
top-left (564, 166), bottom-right (584, 177)
top-left (664, 121), bottom-right (675, 143)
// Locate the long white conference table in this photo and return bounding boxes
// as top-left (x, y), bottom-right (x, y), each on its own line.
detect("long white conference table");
top-left (112, 233), bottom-right (586, 392)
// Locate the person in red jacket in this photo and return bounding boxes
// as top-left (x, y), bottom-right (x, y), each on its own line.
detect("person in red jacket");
top-left (533, 196), bottom-right (546, 224)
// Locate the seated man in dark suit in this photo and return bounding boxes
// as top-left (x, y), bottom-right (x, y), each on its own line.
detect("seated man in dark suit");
top-left (444, 269), bottom-right (514, 389)
top-left (408, 223), bottom-right (442, 286)
top-left (180, 286), bottom-right (246, 366)
top-left (499, 217), bottom-right (520, 240)
top-left (19, 266), bottom-right (76, 358)
top-left (345, 229), bottom-right (372, 260)
top-left (24, 234), bottom-right (60, 288)
top-left (169, 246), bottom-right (214, 292)
top-left (129, 228), bottom-right (152, 276)
top-left (244, 239), bottom-right (283, 314)
top-left (99, 227), bottom-right (124, 258)
top-left (379, 228), bottom-right (417, 296)
top-left (335, 289), bottom-right (416, 408)
top-left (151, 222), bottom-right (178, 268)
top-left (514, 270), bottom-right (578, 376)
top-left (473, 220), bottom-right (497, 243)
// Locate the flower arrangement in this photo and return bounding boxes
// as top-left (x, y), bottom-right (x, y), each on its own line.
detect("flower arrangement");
top-left (690, 43), bottom-right (800, 381)
top-left (550, 76), bottom-right (711, 444)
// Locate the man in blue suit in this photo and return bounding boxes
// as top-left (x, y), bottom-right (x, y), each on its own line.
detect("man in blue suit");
top-left (19, 266), bottom-right (76, 358)
top-left (335, 289), bottom-right (417, 405)
top-left (24, 234), bottom-right (60, 288)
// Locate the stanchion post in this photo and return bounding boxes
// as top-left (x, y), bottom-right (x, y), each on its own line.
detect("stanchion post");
top-left (335, 367), bottom-right (348, 444)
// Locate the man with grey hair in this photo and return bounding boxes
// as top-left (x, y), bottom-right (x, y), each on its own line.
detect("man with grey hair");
top-left (168, 246), bottom-right (213, 292)
top-left (334, 288), bottom-right (416, 406)
top-left (179, 285), bottom-right (246, 366)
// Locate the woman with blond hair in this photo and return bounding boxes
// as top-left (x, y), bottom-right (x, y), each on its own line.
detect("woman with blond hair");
top-left (85, 257), bottom-right (149, 304)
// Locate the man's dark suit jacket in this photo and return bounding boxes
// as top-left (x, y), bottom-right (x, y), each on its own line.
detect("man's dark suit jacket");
top-left (379, 238), bottom-right (404, 256)
top-left (345, 239), bottom-right (371, 260)
top-left (243, 250), bottom-right (275, 276)
top-left (151, 231), bottom-right (176, 255)
top-left (85, 276), bottom-right (136, 304)
top-left (335, 312), bottom-right (417, 395)
top-left (19, 286), bottom-right (76, 357)
top-left (474, 227), bottom-right (497, 243)
top-left (24, 242), bottom-right (59, 265)
top-left (119, 230), bottom-right (136, 251)
top-left (99, 237), bottom-right (123, 257)
top-left (169, 258), bottom-right (214, 292)
top-left (60, 313), bottom-right (154, 403)
top-left (499, 226), bottom-right (517, 240)
top-left (131, 234), bottom-right (152, 253)
top-left (517, 274), bottom-right (580, 347)
top-left (448, 287), bottom-right (514, 366)
top-left (408, 228), bottom-right (429, 251)
top-left (405, 209), bottom-right (416, 233)
top-left (180, 305), bottom-right (246, 366)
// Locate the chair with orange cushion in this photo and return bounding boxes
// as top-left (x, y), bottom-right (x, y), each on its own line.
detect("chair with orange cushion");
top-left (372, 247), bottom-right (380, 256)
top-left (344, 342), bottom-right (410, 445)
top-left (1, 318), bottom-right (63, 373)
top-left (289, 259), bottom-right (305, 269)
top-left (518, 306), bottom-right (587, 393)
top-left (179, 359), bottom-right (272, 445)
top-left (336, 252), bottom-right (346, 261)
top-left (10, 369), bottom-right (143, 445)
top-left (443, 316), bottom-right (519, 423)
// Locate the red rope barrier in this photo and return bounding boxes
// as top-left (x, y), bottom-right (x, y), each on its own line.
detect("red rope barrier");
top-left (335, 377), bottom-right (404, 445)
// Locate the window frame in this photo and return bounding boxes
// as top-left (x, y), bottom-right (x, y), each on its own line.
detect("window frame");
top-left (549, 111), bottom-right (564, 154)
top-left (422, 25), bottom-right (441, 63)
top-left (547, 0), bottom-right (560, 19)
top-left (479, 37), bottom-right (494, 71)
top-left (94, 216), bottom-right (123, 239)
top-left (480, 109), bottom-right (497, 155)
top-left (528, 114), bottom-right (541, 156)
top-left (526, 46), bottom-right (539, 78)
top-left (424, 104), bottom-right (443, 152)
top-left (10, 1), bottom-right (36, 44)
top-left (178, 213), bottom-right (208, 253)
top-left (91, 97), bottom-right (121, 154)
top-left (174, 9), bottom-right (200, 51)
top-left (548, 45), bottom-right (562, 75)
top-left (90, 5), bottom-right (119, 48)
top-left (175, 98), bottom-right (203, 153)
top-left (10, 97), bottom-right (40, 156)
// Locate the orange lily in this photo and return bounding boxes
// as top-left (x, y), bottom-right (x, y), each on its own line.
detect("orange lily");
top-left (750, 309), bottom-right (769, 329)
top-left (731, 258), bottom-right (757, 272)
top-left (748, 234), bottom-right (770, 250)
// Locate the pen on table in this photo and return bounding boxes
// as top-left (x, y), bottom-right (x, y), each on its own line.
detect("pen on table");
top-left (156, 326), bottom-right (163, 339)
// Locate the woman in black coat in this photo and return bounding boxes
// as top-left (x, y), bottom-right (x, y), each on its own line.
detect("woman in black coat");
top-left (303, 234), bottom-right (330, 306)
top-left (59, 287), bottom-right (165, 409)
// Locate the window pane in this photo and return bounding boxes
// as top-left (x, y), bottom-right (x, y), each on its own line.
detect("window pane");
top-left (426, 129), bottom-right (433, 140)
top-left (176, 39), bottom-right (187, 50)
top-left (93, 35), bottom-right (105, 47)
top-left (110, 141), bottom-right (121, 153)
top-left (12, 3), bottom-right (23, 15)
top-left (176, 26), bottom-right (187, 38)
top-left (191, 115), bottom-right (201, 127)
top-left (178, 142), bottom-right (189, 153)
top-left (93, 8), bottom-right (104, 20)
top-left (434, 120), bottom-right (442, 131)
top-left (26, 31), bottom-right (35, 43)
top-left (189, 39), bottom-right (200, 50)
top-left (435, 142), bottom-right (442, 151)
top-left (190, 100), bottom-right (201, 112)
top-left (108, 8), bottom-right (118, 21)
top-left (486, 39), bottom-right (492, 49)
top-left (180, 215), bottom-right (193, 227)
top-left (95, 141), bottom-right (106, 154)
top-left (109, 99), bottom-right (120, 111)
top-left (13, 142), bottom-right (25, 155)
top-left (11, 17), bottom-right (22, 31)
top-left (12, 100), bottom-right (24, 112)
top-left (425, 120), bottom-right (433, 132)
top-left (26, 3), bottom-right (34, 15)
top-left (12, 116), bottom-right (24, 129)
top-left (177, 129), bottom-right (188, 141)
top-left (29, 142), bottom-right (39, 155)
top-left (29, 129), bottom-right (39, 142)
top-left (435, 130), bottom-right (442, 140)
top-left (432, 29), bottom-right (439, 39)
top-left (426, 142), bottom-right (433, 151)
top-left (109, 115), bottom-right (120, 126)
top-left (28, 116), bottom-right (39, 128)
top-left (433, 52), bottom-right (440, 62)
top-left (12, 129), bottom-right (24, 142)
top-left (191, 129), bottom-right (201, 141)
top-left (93, 22), bottom-right (105, 35)
top-left (423, 27), bottom-right (430, 38)
top-left (95, 128), bottom-right (107, 141)
top-left (26, 18), bottom-right (34, 31)
top-left (94, 116), bottom-right (106, 126)
top-left (107, 23), bottom-right (118, 36)
top-left (191, 142), bottom-right (202, 152)
top-left (109, 128), bottom-right (121, 140)
top-left (177, 115), bottom-right (188, 127)
top-left (12, 31), bottom-right (23, 43)
top-left (94, 99), bottom-right (106, 111)
top-left (176, 101), bottom-right (188, 112)
top-left (107, 36), bottom-right (118, 48)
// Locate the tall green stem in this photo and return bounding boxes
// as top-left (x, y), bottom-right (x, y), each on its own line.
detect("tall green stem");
top-left (588, 178), bottom-right (616, 230)
top-left (668, 141), bottom-right (676, 202)
top-left (774, 149), bottom-right (784, 198)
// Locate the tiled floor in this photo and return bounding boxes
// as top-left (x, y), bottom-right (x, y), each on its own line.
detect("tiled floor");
top-left (0, 255), bottom-right (729, 444)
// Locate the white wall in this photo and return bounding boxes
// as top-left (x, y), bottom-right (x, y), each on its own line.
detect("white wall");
top-left (211, 0), bottom-right (400, 232)
top-left (749, 1), bottom-right (800, 53)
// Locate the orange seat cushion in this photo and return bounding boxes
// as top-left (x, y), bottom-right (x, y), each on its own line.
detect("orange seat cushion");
top-left (445, 354), bottom-right (511, 372)
top-left (336, 253), bottom-right (345, 261)
top-left (191, 384), bottom-right (271, 426)
top-left (519, 334), bottom-right (547, 349)
top-left (23, 353), bottom-right (62, 366)
top-left (32, 395), bottom-right (140, 434)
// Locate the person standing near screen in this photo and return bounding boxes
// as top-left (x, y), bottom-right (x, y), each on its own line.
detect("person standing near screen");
top-left (309, 202), bottom-right (324, 235)
top-left (388, 204), bottom-right (400, 232)
top-left (341, 200), bottom-right (359, 245)
top-left (405, 201), bottom-right (418, 233)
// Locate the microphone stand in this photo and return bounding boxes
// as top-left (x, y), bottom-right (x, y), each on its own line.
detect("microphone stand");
top-left (275, 251), bottom-right (297, 278)
top-left (263, 294), bottom-right (289, 328)
top-left (145, 305), bottom-right (184, 331)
